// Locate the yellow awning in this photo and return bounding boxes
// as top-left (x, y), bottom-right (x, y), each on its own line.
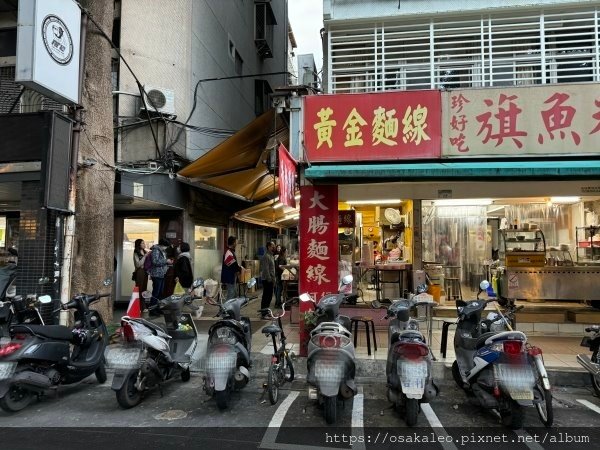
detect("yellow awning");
top-left (177, 109), bottom-right (288, 201)
top-left (233, 192), bottom-right (300, 229)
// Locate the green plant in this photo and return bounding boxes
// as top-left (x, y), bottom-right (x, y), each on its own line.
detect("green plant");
top-left (302, 310), bottom-right (318, 329)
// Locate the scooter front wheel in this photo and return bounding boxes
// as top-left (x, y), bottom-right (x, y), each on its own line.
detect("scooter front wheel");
top-left (116, 370), bottom-right (142, 409)
top-left (95, 361), bottom-right (107, 384)
top-left (536, 388), bottom-right (553, 427)
top-left (591, 351), bottom-right (600, 397)
top-left (324, 395), bottom-right (337, 424)
top-left (0, 384), bottom-right (32, 412)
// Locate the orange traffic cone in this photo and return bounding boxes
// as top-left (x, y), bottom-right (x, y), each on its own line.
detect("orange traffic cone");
top-left (126, 285), bottom-right (141, 318)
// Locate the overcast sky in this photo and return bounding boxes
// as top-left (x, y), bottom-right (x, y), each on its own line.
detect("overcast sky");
top-left (288, 0), bottom-right (324, 74)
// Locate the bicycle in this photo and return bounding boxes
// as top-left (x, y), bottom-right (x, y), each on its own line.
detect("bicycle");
top-left (258, 300), bottom-right (295, 405)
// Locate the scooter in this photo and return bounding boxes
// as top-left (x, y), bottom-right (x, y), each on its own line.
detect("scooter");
top-left (0, 262), bottom-right (17, 337)
top-left (452, 280), bottom-right (553, 429)
top-left (576, 325), bottom-right (600, 397)
top-left (203, 278), bottom-right (257, 410)
top-left (107, 279), bottom-right (203, 409)
top-left (0, 291), bottom-right (53, 339)
top-left (300, 275), bottom-right (356, 424)
top-left (371, 295), bottom-right (438, 426)
top-left (0, 279), bottom-right (111, 412)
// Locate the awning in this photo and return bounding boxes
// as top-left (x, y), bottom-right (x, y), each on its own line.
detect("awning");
top-left (304, 160), bottom-right (600, 180)
top-left (177, 109), bottom-right (288, 201)
top-left (233, 192), bottom-right (300, 229)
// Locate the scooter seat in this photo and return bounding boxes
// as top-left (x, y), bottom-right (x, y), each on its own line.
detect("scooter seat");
top-left (10, 324), bottom-right (73, 341)
top-left (262, 324), bottom-right (281, 335)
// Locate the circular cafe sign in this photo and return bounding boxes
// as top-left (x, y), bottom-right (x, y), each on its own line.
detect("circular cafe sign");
top-left (41, 15), bottom-right (73, 65)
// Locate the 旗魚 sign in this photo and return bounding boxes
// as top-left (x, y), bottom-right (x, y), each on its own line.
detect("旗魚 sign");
top-left (304, 91), bottom-right (442, 162)
top-left (443, 84), bottom-right (600, 157)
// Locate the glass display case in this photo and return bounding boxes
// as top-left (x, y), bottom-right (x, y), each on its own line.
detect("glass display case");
top-left (499, 228), bottom-right (546, 267)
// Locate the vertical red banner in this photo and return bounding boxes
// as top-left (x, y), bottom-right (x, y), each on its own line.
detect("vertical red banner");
top-left (278, 144), bottom-right (297, 208)
top-left (298, 184), bottom-right (338, 355)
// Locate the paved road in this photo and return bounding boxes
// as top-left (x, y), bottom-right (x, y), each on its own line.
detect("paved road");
top-left (1, 368), bottom-right (599, 450)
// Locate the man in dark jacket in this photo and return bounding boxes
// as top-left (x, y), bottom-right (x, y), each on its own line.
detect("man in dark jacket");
top-left (260, 241), bottom-right (276, 317)
top-left (221, 236), bottom-right (242, 300)
top-left (148, 238), bottom-right (171, 312)
top-left (175, 242), bottom-right (193, 289)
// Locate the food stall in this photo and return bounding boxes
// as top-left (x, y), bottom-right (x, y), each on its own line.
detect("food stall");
top-left (498, 226), bottom-right (600, 304)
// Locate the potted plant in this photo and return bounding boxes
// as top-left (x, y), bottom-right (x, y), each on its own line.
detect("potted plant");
top-left (300, 309), bottom-right (318, 357)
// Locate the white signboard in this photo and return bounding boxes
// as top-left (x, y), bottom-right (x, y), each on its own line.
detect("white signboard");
top-left (16, 0), bottom-right (81, 104)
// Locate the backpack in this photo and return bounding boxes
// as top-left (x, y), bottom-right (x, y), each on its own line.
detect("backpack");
top-left (143, 251), bottom-right (153, 274)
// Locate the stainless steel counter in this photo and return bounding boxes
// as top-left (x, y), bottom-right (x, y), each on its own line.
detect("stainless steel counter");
top-left (501, 265), bottom-right (600, 301)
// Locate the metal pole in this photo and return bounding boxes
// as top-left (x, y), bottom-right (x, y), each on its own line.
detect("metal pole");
top-left (60, 12), bottom-right (88, 325)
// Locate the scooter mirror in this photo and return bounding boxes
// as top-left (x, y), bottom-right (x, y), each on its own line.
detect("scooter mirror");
top-left (38, 295), bottom-right (52, 305)
top-left (247, 278), bottom-right (257, 289)
top-left (103, 278), bottom-right (113, 286)
top-left (192, 278), bottom-right (204, 288)
top-left (341, 274), bottom-right (353, 286)
top-left (141, 291), bottom-right (152, 299)
top-left (479, 280), bottom-right (490, 291)
top-left (371, 300), bottom-right (382, 309)
top-left (299, 293), bottom-right (313, 303)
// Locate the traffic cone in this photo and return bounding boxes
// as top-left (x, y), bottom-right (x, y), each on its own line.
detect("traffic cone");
top-left (126, 285), bottom-right (141, 318)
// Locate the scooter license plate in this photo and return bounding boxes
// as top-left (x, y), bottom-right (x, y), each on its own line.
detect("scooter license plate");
top-left (0, 362), bottom-right (17, 380)
top-left (496, 364), bottom-right (535, 400)
top-left (314, 361), bottom-right (343, 382)
top-left (207, 352), bottom-right (236, 371)
top-left (105, 347), bottom-right (142, 370)
top-left (399, 361), bottom-right (427, 394)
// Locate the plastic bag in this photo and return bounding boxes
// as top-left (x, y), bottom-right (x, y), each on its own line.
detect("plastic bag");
top-left (204, 279), bottom-right (219, 298)
top-left (174, 281), bottom-right (185, 295)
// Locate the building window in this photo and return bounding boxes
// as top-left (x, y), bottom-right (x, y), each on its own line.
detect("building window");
top-left (194, 225), bottom-right (223, 279)
top-left (254, 1), bottom-right (276, 59)
top-left (0, 28), bottom-right (16, 57)
top-left (255, 79), bottom-right (272, 116)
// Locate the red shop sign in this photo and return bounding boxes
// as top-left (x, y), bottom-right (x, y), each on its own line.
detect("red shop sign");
top-left (278, 144), bottom-right (297, 208)
top-left (304, 90), bottom-right (441, 162)
top-left (338, 209), bottom-right (356, 228)
top-left (299, 184), bottom-right (339, 306)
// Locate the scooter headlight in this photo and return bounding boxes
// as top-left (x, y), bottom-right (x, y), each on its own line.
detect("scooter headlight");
top-left (210, 327), bottom-right (237, 345)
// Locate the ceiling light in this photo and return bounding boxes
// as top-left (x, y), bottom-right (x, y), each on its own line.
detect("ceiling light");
top-left (550, 196), bottom-right (581, 204)
top-left (434, 199), bottom-right (493, 206)
top-left (487, 205), bottom-right (506, 213)
top-left (346, 199), bottom-right (402, 205)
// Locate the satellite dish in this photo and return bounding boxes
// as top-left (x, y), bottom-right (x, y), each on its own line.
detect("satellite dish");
top-left (384, 208), bottom-right (402, 225)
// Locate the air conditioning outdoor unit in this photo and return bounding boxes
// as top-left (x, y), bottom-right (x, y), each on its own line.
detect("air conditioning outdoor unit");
top-left (141, 86), bottom-right (175, 116)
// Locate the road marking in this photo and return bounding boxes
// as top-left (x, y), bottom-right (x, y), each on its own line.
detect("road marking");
top-left (577, 398), bottom-right (600, 415)
top-left (351, 387), bottom-right (366, 450)
top-left (421, 403), bottom-right (458, 450)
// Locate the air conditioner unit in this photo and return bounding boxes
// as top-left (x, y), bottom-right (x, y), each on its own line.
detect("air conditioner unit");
top-left (141, 86), bottom-right (175, 116)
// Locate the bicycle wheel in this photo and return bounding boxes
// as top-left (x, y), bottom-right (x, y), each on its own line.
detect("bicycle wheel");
top-left (267, 364), bottom-right (279, 405)
top-left (283, 352), bottom-right (295, 383)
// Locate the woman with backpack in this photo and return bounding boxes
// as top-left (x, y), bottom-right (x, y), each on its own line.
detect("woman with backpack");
top-left (146, 238), bottom-right (172, 314)
top-left (132, 239), bottom-right (149, 308)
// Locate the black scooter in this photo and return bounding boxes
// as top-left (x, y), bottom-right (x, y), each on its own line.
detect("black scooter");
top-left (0, 280), bottom-right (111, 412)
top-left (577, 325), bottom-right (600, 397)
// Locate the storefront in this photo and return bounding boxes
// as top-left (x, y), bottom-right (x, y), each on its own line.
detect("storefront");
top-left (298, 85), bottom-right (600, 313)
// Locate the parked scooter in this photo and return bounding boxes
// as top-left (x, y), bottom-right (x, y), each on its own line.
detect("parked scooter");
top-left (0, 262), bottom-right (18, 337)
top-left (371, 295), bottom-right (438, 426)
top-left (452, 280), bottom-right (553, 429)
top-left (576, 325), bottom-right (600, 397)
top-left (0, 286), bottom-right (53, 339)
top-left (300, 275), bottom-right (356, 424)
top-left (108, 279), bottom-right (203, 408)
top-left (0, 279), bottom-right (111, 412)
top-left (203, 278), bottom-right (257, 410)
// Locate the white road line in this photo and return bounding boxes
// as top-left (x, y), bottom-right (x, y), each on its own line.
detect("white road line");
top-left (420, 403), bottom-right (458, 450)
top-left (514, 430), bottom-right (544, 450)
top-left (577, 398), bottom-right (600, 415)
top-left (351, 387), bottom-right (366, 450)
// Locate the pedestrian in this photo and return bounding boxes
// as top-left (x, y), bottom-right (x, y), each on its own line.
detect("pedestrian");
top-left (221, 236), bottom-right (242, 300)
top-left (133, 239), bottom-right (149, 307)
top-left (148, 238), bottom-right (171, 314)
top-left (162, 243), bottom-right (177, 298)
top-left (260, 241), bottom-right (276, 317)
top-left (175, 242), bottom-right (193, 290)
top-left (274, 246), bottom-right (287, 308)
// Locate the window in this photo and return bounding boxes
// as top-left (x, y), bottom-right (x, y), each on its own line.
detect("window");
top-left (255, 79), bottom-right (272, 116)
top-left (0, 28), bottom-right (16, 57)
top-left (254, 1), bottom-right (277, 59)
top-left (194, 226), bottom-right (223, 279)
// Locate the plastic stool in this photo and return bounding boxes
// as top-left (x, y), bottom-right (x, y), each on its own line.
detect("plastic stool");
top-left (350, 316), bottom-right (377, 356)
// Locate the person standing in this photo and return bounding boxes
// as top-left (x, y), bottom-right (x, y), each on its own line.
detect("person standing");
top-left (133, 239), bottom-right (149, 307)
top-left (274, 246), bottom-right (287, 308)
top-left (162, 243), bottom-right (177, 298)
top-left (260, 241), bottom-right (276, 317)
top-left (221, 236), bottom-right (242, 300)
top-left (175, 242), bottom-right (193, 290)
top-left (148, 238), bottom-right (171, 313)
